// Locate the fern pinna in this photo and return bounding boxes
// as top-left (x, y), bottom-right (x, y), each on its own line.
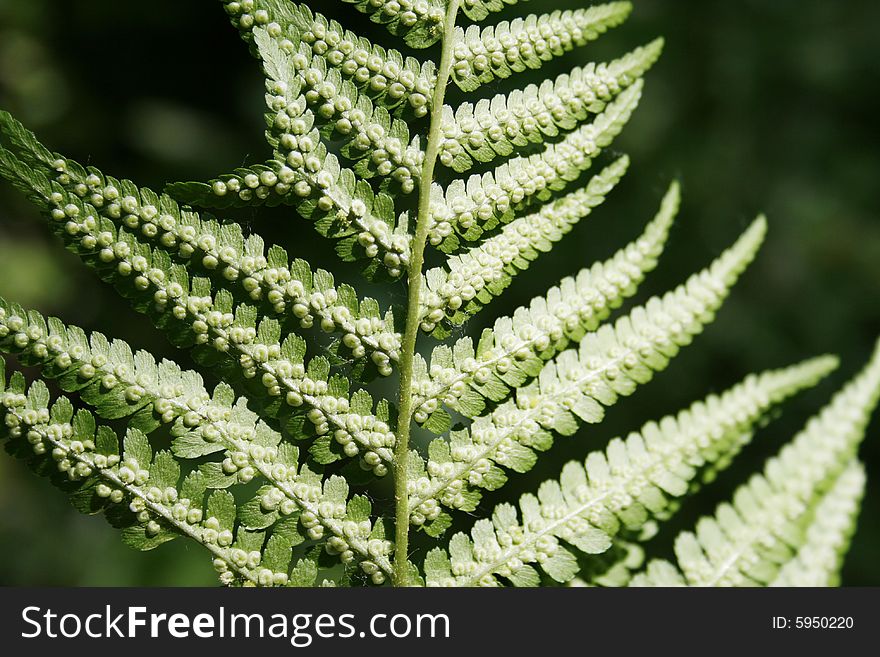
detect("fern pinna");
top-left (0, 0), bottom-right (876, 587)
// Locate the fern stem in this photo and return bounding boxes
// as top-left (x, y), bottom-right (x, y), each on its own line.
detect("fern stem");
top-left (393, 0), bottom-right (462, 587)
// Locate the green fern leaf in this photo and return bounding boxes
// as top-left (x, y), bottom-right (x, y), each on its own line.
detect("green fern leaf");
top-left (0, 144), bottom-right (400, 473)
top-left (0, 305), bottom-right (395, 583)
top-left (440, 40), bottom-right (662, 173)
top-left (0, 110), bottom-right (401, 372)
top-left (223, 1), bottom-right (437, 117)
top-left (0, 0), bottom-right (873, 591)
top-left (428, 81), bottom-right (643, 251)
top-left (451, 3), bottom-right (633, 92)
top-left (422, 355), bottom-right (836, 585)
top-left (770, 462), bottom-right (865, 587)
top-left (409, 219), bottom-right (767, 531)
top-left (633, 340), bottom-right (880, 586)
top-left (420, 169), bottom-right (672, 352)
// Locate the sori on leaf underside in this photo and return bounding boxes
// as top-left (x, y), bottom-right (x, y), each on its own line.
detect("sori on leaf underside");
top-left (0, 0), bottom-right (876, 587)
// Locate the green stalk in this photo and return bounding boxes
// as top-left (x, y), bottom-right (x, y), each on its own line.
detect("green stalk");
top-left (392, 0), bottom-right (462, 587)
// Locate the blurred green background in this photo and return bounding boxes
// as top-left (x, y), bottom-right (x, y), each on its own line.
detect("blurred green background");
top-left (0, 0), bottom-right (877, 585)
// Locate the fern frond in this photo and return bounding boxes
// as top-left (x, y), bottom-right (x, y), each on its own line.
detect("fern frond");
top-left (419, 354), bottom-right (836, 572)
top-left (440, 40), bottom-right (662, 173)
top-left (0, 154), bottom-right (396, 474)
top-left (409, 219), bottom-right (766, 532)
top-left (420, 163), bottom-right (661, 342)
top-left (460, 0), bottom-right (531, 23)
top-left (338, 0), bottom-right (447, 48)
top-left (167, 30), bottom-right (412, 280)
top-left (0, 111), bottom-right (402, 373)
top-left (0, 308), bottom-right (394, 582)
top-left (770, 461), bottom-right (865, 587)
top-left (633, 463), bottom-right (868, 588)
top-left (0, 0), bottom-right (870, 591)
top-left (270, 38), bottom-right (427, 191)
top-left (634, 341), bottom-right (880, 586)
top-left (451, 3), bottom-right (633, 92)
top-left (222, 0), bottom-right (437, 118)
top-left (175, 28), bottom-right (426, 198)
top-left (428, 81), bottom-right (643, 251)
top-left (578, 355), bottom-right (847, 587)
top-left (414, 179), bottom-right (678, 426)
top-left (0, 370), bottom-right (286, 585)
top-left (272, 38), bottom-right (425, 189)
